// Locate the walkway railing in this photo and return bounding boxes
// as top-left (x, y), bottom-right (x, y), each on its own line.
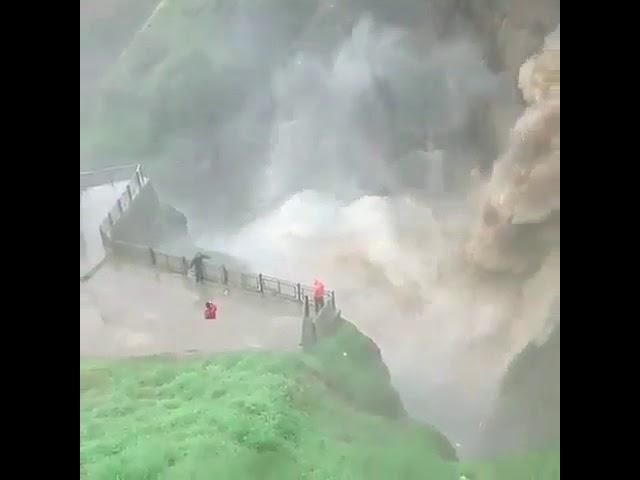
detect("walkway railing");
top-left (86, 164), bottom-right (336, 310)
top-left (108, 239), bottom-right (335, 307)
top-left (97, 165), bottom-right (149, 247)
top-left (80, 164), bottom-right (140, 190)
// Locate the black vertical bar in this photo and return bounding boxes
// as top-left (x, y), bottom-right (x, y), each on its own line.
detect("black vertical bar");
top-left (304, 296), bottom-right (310, 318)
top-left (127, 184), bottom-right (133, 202)
top-left (136, 166), bottom-right (143, 187)
top-left (258, 273), bottom-right (264, 293)
top-left (149, 248), bottom-right (156, 266)
top-left (331, 291), bottom-right (336, 310)
top-left (182, 257), bottom-right (188, 274)
top-left (296, 283), bottom-right (302, 302)
top-left (222, 265), bottom-right (228, 285)
top-left (99, 228), bottom-right (108, 248)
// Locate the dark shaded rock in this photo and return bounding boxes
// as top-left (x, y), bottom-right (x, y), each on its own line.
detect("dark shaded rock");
top-left (425, 426), bottom-right (460, 462)
top-left (111, 182), bottom-right (189, 247)
top-left (309, 307), bottom-right (406, 419)
top-left (306, 305), bottom-right (459, 461)
top-left (481, 322), bottom-right (560, 455)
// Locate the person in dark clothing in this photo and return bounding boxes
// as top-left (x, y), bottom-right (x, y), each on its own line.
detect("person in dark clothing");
top-left (189, 252), bottom-right (210, 283)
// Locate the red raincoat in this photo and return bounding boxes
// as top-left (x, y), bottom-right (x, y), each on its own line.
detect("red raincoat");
top-left (204, 303), bottom-right (217, 320)
top-left (313, 280), bottom-right (325, 300)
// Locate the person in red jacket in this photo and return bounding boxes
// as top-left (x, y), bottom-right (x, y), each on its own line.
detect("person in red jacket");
top-left (204, 300), bottom-right (217, 320)
top-left (313, 279), bottom-right (325, 312)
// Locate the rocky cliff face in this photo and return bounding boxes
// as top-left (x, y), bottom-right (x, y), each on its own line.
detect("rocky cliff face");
top-left (480, 321), bottom-right (560, 456)
top-left (111, 182), bottom-right (190, 248)
top-left (310, 308), bottom-right (406, 418)
top-left (307, 305), bottom-right (459, 461)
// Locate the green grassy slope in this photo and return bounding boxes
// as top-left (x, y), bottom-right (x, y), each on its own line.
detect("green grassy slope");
top-left (307, 315), bottom-right (407, 419)
top-left (80, 351), bottom-right (459, 480)
top-left (80, 316), bottom-right (560, 480)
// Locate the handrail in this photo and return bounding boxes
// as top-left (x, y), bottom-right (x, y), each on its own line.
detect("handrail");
top-left (89, 164), bottom-right (336, 310)
top-left (80, 164), bottom-right (139, 189)
top-left (98, 165), bottom-right (148, 246)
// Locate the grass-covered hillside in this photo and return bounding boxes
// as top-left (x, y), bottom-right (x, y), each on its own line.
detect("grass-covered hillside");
top-left (81, 351), bottom-right (458, 479)
top-left (80, 316), bottom-right (559, 479)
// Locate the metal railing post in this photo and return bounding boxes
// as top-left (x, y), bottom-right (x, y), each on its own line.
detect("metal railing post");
top-left (182, 256), bottom-right (189, 275)
top-left (88, 162), bottom-right (342, 330)
top-left (99, 227), bottom-right (108, 248)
